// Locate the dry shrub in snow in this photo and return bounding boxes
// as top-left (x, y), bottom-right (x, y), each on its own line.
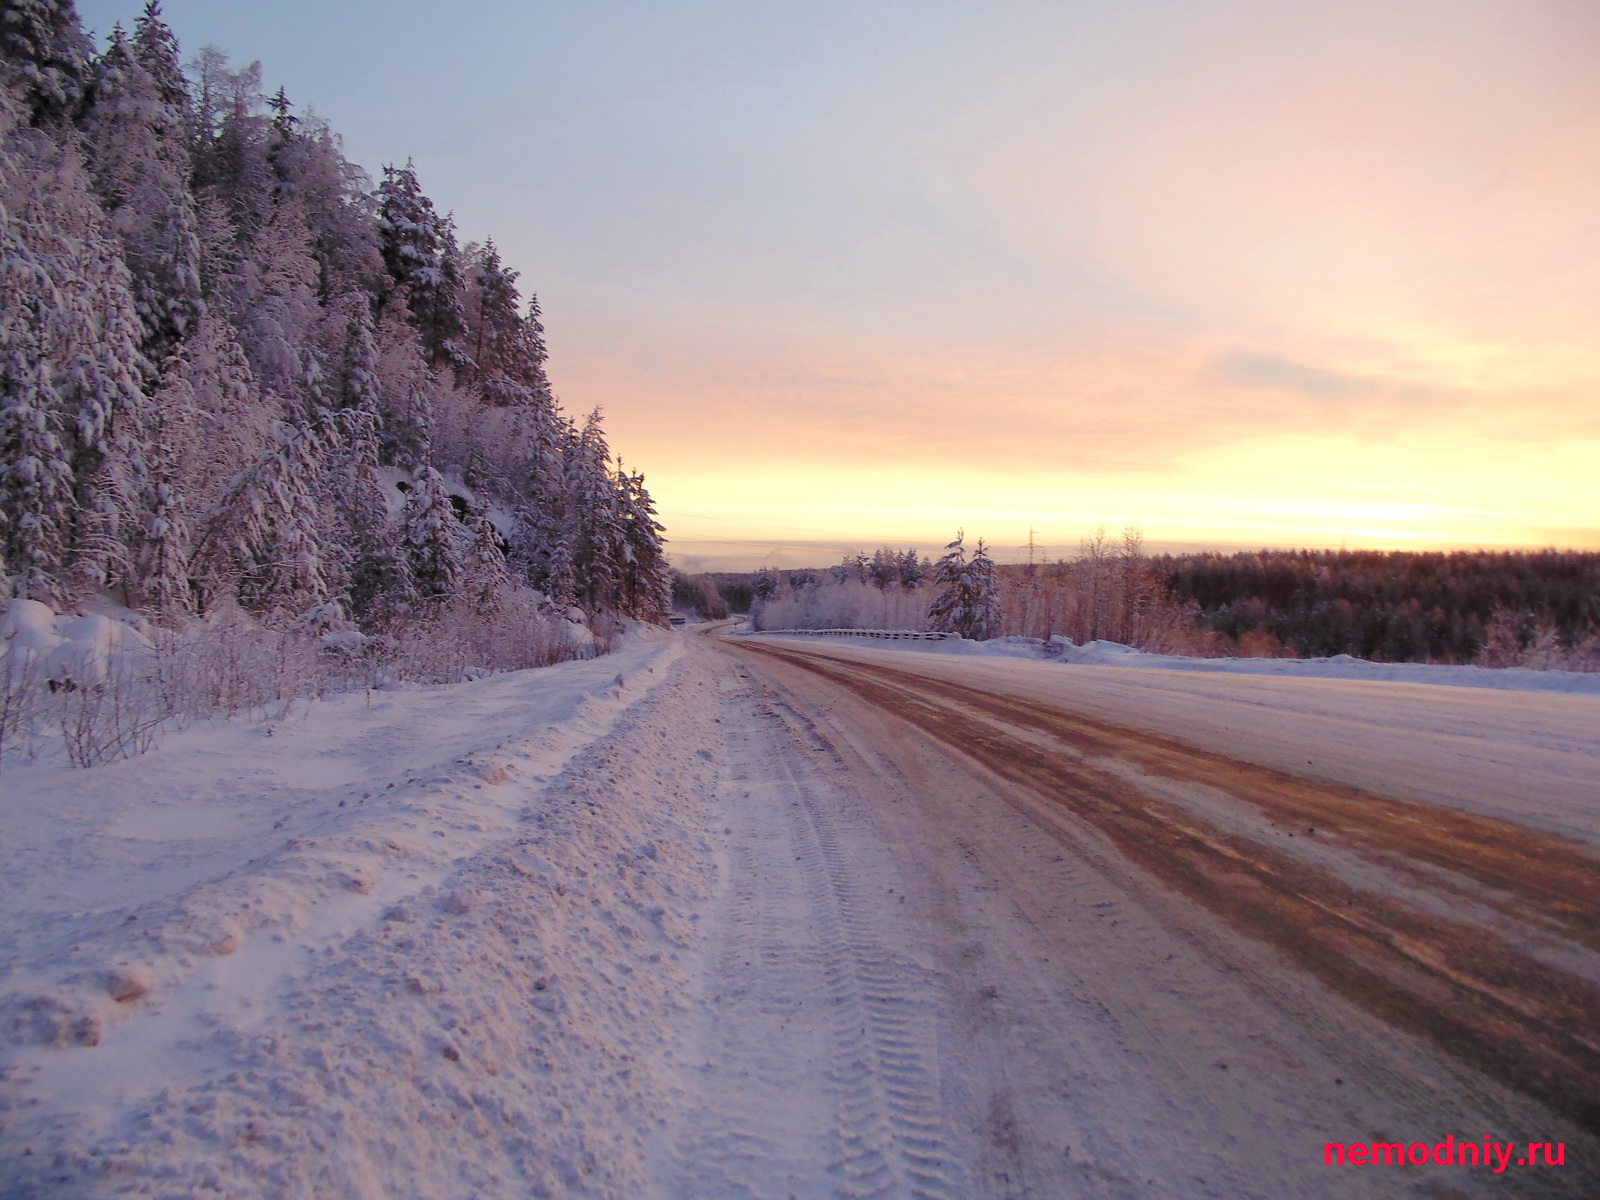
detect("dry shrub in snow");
top-left (0, 589), bottom-right (598, 772)
top-left (54, 662), bottom-right (169, 768)
top-left (0, 646), bottom-right (45, 769)
top-left (371, 591), bottom-right (590, 686)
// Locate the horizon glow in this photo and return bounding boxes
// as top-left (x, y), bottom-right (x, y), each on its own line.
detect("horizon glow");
top-left (78, 0), bottom-right (1600, 569)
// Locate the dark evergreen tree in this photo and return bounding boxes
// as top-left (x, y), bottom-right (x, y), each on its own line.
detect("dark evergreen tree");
top-left (562, 409), bottom-right (624, 613)
top-left (376, 161), bottom-right (469, 371)
top-left (0, 86), bottom-right (148, 602)
top-left (0, 0), bottom-right (94, 126)
top-left (81, 24), bottom-right (204, 358)
top-left (616, 464), bottom-right (670, 622)
top-left (130, 1), bottom-right (186, 113)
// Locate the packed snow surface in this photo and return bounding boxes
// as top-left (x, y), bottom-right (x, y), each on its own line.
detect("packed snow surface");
top-left (4, 625), bottom-right (1597, 1197)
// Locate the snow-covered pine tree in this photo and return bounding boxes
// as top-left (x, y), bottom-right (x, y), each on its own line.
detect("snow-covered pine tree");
top-left (130, 2), bottom-right (185, 112)
top-left (193, 53), bottom-right (272, 239)
top-left (238, 186), bottom-right (325, 408)
top-left (0, 358), bottom-right (74, 600)
top-left (966, 536), bottom-right (1002, 640)
top-left (562, 409), bottom-right (625, 614)
top-left (192, 416), bottom-right (329, 615)
top-left (461, 494), bottom-right (509, 616)
top-left (616, 463), bottom-right (670, 622)
top-left (372, 304), bottom-right (434, 469)
top-left (124, 328), bottom-right (203, 612)
top-left (463, 241), bottom-right (519, 391)
top-left (80, 24), bottom-right (204, 359)
top-left (900, 548), bottom-right (927, 590)
top-left (267, 93), bottom-right (382, 302)
top-left (0, 0), bottom-right (95, 126)
top-left (402, 464), bottom-right (466, 606)
top-left (751, 567), bottom-right (780, 602)
top-left (0, 83), bottom-right (148, 602)
top-left (376, 161), bottom-right (469, 372)
top-left (927, 531), bottom-right (966, 636)
top-left (927, 530), bottom-right (1000, 640)
top-left (323, 294), bottom-right (413, 620)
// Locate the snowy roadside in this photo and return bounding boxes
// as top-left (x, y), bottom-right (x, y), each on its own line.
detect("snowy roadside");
top-left (1, 627), bottom-right (724, 1198)
top-left (738, 628), bottom-right (1600, 696)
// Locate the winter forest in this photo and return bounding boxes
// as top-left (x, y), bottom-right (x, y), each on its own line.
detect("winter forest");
top-left (0, 0), bottom-right (673, 758)
top-left (718, 536), bottom-right (1600, 672)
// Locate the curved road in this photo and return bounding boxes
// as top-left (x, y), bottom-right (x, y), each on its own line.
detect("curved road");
top-left (659, 630), bottom-right (1600, 1199)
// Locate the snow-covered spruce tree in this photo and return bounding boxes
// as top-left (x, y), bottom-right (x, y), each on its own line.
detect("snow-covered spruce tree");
top-left (326, 294), bottom-right (414, 620)
top-left (461, 494), bottom-right (509, 616)
top-left (927, 530), bottom-right (1002, 641)
top-left (192, 53), bottom-right (272, 238)
top-left (0, 0), bottom-right (94, 127)
top-left (402, 464), bottom-right (466, 607)
top-left (900, 547), bottom-right (927, 589)
top-left (267, 94), bottom-right (383, 302)
top-left (965, 537), bottom-right (1001, 639)
top-left (80, 22), bottom-right (203, 360)
top-left (926, 531), bottom-right (966, 632)
top-left (463, 240), bottom-right (538, 396)
top-left (371, 303), bottom-right (434, 470)
top-left (615, 464), bottom-right (671, 622)
top-left (454, 237), bottom-right (562, 565)
top-left (191, 417), bottom-right (329, 616)
top-left (130, 2), bottom-right (185, 112)
top-left (376, 161), bottom-right (469, 372)
top-left (0, 81), bottom-right (149, 603)
top-left (562, 409), bottom-right (625, 613)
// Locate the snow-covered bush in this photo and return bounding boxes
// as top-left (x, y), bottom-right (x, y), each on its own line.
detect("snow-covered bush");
top-left (752, 577), bottom-right (932, 632)
top-left (0, 590), bottom-right (602, 772)
top-left (53, 659), bottom-right (167, 767)
top-left (0, 637), bottom-right (46, 769)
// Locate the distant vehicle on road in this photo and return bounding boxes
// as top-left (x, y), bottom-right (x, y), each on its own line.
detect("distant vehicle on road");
top-left (669, 614), bottom-right (688, 627)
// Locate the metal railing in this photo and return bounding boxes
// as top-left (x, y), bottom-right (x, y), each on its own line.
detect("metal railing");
top-left (749, 628), bottom-right (958, 641)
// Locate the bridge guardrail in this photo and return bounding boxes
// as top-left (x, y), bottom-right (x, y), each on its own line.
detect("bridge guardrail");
top-left (751, 628), bottom-right (957, 642)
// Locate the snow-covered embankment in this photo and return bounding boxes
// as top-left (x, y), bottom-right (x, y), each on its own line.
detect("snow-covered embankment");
top-left (1, 627), bottom-right (721, 1198)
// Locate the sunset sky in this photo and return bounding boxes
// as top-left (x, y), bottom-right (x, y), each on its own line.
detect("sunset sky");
top-left (80, 0), bottom-right (1600, 568)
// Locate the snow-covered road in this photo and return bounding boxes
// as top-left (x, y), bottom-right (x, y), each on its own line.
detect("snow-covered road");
top-left (3, 628), bottom-right (1596, 1197)
top-left (677, 631), bottom-right (1599, 1198)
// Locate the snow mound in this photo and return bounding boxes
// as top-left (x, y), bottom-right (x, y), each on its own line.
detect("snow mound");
top-left (1, 597), bottom-right (151, 687)
top-left (0, 628), bottom-right (728, 1197)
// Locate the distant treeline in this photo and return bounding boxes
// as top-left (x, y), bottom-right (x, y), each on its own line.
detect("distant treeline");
top-left (679, 546), bottom-right (1600, 669)
top-left (1157, 549), bottom-right (1600, 664)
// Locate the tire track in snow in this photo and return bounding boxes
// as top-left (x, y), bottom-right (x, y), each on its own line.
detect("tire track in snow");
top-left (735, 638), bottom-right (1600, 1142)
top-left (666, 662), bottom-right (967, 1199)
top-left (765, 701), bottom-right (962, 1200)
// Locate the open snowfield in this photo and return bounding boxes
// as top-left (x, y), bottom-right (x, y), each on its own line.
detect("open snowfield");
top-left (3, 625), bottom-right (1598, 1197)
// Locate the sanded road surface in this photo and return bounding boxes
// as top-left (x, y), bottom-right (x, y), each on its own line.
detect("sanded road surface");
top-left (659, 632), bottom-right (1600, 1199)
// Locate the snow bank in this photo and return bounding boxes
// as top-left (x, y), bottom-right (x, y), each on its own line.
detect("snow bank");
top-left (0, 626), bottom-right (726, 1198)
top-left (0, 598), bottom-right (150, 687)
top-left (744, 628), bottom-right (1600, 696)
